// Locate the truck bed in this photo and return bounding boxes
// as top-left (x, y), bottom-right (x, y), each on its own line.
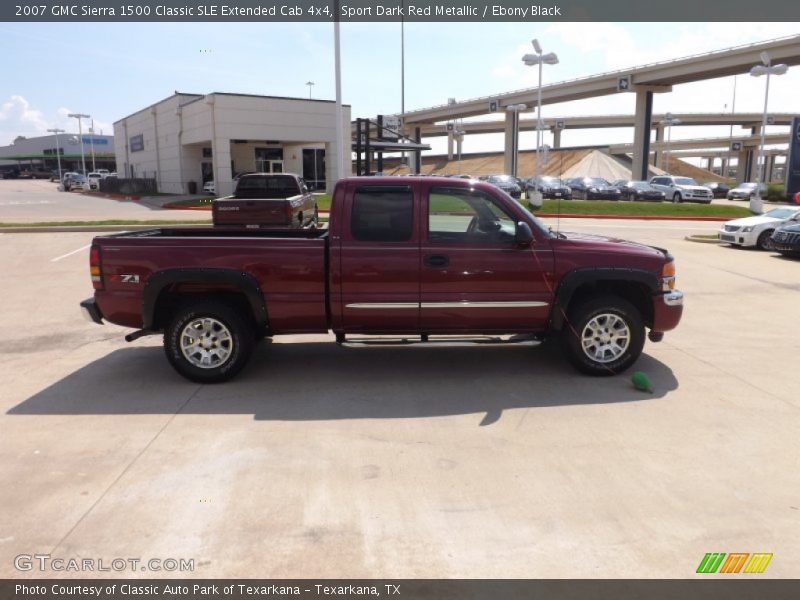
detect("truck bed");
top-left (93, 228), bottom-right (329, 333)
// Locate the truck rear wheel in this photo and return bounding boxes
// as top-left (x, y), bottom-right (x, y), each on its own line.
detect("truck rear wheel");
top-left (164, 301), bottom-right (254, 383)
top-left (561, 295), bottom-right (645, 376)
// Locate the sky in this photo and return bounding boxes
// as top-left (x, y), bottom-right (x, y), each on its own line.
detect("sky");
top-left (1, 21), bottom-right (799, 162)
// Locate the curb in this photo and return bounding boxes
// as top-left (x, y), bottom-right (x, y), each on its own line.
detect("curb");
top-left (685, 235), bottom-right (723, 244)
top-left (534, 213), bottom-right (740, 222)
top-left (83, 192), bottom-right (142, 202)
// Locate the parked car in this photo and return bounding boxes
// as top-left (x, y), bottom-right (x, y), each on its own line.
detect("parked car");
top-left (525, 176), bottom-right (572, 199)
top-left (1, 169), bottom-right (20, 179)
top-left (203, 180), bottom-right (216, 195)
top-left (703, 182), bottom-right (730, 198)
top-left (611, 180), bottom-right (666, 202)
top-left (50, 170), bottom-right (62, 182)
top-left (649, 175), bottom-right (713, 204)
top-left (566, 177), bottom-right (622, 200)
top-left (484, 174), bottom-right (522, 199)
top-left (80, 175), bottom-right (683, 383)
top-left (727, 182), bottom-right (767, 200)
top-left (61, 172), bottom-right (80, 191)
top-left (770, 220), bottom-right (800, 257)
top-left (67, 174), bottom-right (88, 191)
top-left (212, 173), bottom-right (318, 229)
top-left (87, 172), bottom-right (103, 190)
top-left (717, 206), bottom-right (800, 250)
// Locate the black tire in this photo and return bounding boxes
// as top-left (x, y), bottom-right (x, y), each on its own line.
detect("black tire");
top-left (561, 295), bottom-right (645, 376)
top-left (164, 300), bottom-right (254, 383)
top-left (756, 230), bottom-right (774, 251)
top-left (672, 192), bottom-right (682, 203)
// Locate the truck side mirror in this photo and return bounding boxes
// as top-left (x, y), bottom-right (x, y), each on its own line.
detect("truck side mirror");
top-left (515, 221), bottom-right (534, 245)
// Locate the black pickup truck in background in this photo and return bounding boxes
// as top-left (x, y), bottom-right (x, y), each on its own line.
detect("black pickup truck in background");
top-left (212, 173), bottom-right (319, 229)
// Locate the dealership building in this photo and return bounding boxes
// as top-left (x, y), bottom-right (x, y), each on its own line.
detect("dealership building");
top-left (0, 132), bottom-right (115, 174)
top-left (113, 92), bottom-right (352, 196)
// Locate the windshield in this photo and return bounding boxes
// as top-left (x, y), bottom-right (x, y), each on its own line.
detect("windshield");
top-left (674, 177), bottom-right (698, 186)
top-left (632, 182), bottom-right (652, 189)
top-left (489, 176), bottom-right (513, 183)
top-left (740, 182), bottom-right (758, 189)
top-left (585, 178), bottom-right (610, 186)
top-left (539, 176), bottom-right (561, 185)
top-left (764, 208), bottom-right (797, 219)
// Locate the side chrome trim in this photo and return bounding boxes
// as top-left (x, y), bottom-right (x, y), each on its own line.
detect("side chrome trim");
top-left (422, 301), bottom-right (549, 309)
top-left (346, 301), bottom-right (549, 310)
top-left (346, 303), bottom-right (418, 310)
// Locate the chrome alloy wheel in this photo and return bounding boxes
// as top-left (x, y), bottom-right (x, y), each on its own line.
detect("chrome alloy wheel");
top-left (580, 313), bottom-right (631, 364)
top-left (180, 317), bottom-right (234, 369)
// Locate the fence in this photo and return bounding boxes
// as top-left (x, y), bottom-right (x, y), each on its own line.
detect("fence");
top-left (99, 178), bottom-right (158, 195)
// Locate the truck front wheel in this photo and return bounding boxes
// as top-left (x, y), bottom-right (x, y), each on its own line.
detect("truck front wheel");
top-left (561, 295), bottom-right (645, 376)
top-left (164, 301), bottom-right (254, 383)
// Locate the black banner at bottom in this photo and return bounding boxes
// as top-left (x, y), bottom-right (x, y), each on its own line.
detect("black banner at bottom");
top-left (3, 579), bottom-right (800, 600)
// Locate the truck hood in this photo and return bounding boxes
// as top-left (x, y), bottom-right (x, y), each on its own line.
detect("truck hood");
top-left (678, 185), bottom-right (711, 193)
top-left (554, 230), bottom-right (666, 259)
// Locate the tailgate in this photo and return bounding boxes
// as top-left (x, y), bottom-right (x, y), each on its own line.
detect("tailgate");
top-left (213, 198), bottom-right (290, 228)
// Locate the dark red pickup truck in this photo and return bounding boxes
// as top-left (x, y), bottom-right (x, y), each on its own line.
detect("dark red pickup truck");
top-left (81, 176), bottom-right (683, 383)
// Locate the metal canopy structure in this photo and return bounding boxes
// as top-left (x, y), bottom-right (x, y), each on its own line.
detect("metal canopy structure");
top-left (353, 116), bottom-right (431, 176)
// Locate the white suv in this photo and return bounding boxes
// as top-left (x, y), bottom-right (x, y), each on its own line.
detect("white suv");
top-left (649, 176), bottom-right (713, 204)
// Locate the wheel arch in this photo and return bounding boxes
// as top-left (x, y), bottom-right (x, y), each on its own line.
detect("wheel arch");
top-left (550, 268), bottom-right (659, 332)
top-left (142, 268), bottom-right (268, 332)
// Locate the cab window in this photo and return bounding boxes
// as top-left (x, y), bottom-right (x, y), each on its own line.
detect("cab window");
top-left (351, 186), bottom-right (413, 242)
top-left (428, 187), bottom-right (516, 243)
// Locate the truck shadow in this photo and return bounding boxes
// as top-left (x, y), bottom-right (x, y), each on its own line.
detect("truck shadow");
top-left (9, 342), bottom-right (678, 425)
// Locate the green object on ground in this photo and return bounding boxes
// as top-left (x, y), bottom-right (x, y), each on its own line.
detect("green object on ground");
top-left (631, 371), bottom-right (654, 393)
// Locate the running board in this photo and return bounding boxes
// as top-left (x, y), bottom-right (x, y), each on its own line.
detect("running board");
top-left (339, 334), bottom-right (542, 348)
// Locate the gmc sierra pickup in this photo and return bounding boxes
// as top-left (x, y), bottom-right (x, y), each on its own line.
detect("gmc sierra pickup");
top-left (212, 173), bottom-right (318, 228)
top-left (81, 176), bottom-right (683, 383)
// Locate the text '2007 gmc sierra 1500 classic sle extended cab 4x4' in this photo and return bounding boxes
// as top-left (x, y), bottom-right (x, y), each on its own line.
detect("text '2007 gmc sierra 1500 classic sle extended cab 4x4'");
top-left (81, 176), bottom-right (683, 383)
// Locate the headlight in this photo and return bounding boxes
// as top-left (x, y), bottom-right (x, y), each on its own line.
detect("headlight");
top-left (741, 226), bottom-right (754, 233)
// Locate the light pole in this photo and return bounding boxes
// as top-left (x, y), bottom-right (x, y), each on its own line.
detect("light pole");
top-left (522, 39), bottom-right (559, 208)
top-left (306, 80), bottom-right (315, 99)
top-left (725, 75), bottom-right (737, 179)
top-left (505, 104), bottom-right (527, 179)
top-left (750, 51), bottom-right (788, 214)
top-left (68, 113), bottom-right (90, 176)
top-left (661, 113), bottom-right (681, 173)
top-left (46, 127), bottom-right (65, 184)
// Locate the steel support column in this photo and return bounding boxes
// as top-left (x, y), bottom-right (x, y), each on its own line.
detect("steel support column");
top-left (631, 90), bottom-right (653, 181)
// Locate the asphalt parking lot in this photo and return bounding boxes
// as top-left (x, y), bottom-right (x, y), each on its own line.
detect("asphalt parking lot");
top-left (1, 189), bottom-right (798, 579)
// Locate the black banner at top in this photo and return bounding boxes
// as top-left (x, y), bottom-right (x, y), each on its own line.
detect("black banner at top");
top-left (3, 0), bottom-right (800, 22)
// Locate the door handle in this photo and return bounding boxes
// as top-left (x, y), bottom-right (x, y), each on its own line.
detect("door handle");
top-left (424, 254), bottom-right (449, 267)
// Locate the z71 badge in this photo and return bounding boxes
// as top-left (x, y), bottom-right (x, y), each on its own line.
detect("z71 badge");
top-left (119, 274), bottom-right (140, 283)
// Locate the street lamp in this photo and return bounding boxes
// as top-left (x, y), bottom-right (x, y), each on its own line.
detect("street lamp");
top-left (661, 113), bottom-right (681, 173)
top-left (306, 80), bottom-right (315, 99)
top-left (749, 51), bottom-right (788, 213)
top-left (46, 127), bottom-right (65, 184)
top-left (522, 39), bottom-right (559, 207)
top-left (68, 113), bottom-right (90, 176)
top-left (505, 104), bottom-right (527, 179)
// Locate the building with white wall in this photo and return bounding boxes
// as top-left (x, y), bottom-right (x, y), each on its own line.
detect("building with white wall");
top-left (113, 92), bottom-right (351, 196)
top-left (0, 133), bottom-right (115, 174)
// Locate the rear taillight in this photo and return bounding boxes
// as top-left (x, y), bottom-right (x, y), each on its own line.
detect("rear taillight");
top-left (90, 244), bottom-right (103, 290)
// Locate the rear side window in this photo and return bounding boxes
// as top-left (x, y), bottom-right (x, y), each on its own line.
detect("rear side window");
top-left (351, 186), bottom-right (413, 242)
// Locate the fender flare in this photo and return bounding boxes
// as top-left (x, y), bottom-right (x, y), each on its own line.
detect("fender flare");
top-left (142, 268), bottom-right (268, 330)
top-left (550, 267), bottom-right (659, 331)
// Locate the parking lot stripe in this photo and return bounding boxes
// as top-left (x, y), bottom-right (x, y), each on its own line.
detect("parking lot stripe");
top-left (51, 244), bottom-right (91, 262)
